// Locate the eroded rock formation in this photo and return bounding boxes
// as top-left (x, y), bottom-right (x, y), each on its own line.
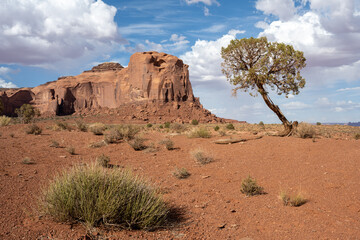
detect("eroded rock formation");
top-left (0, 52), bottom-right (233, 123)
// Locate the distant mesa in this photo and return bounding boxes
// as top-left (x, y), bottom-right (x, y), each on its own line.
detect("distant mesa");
top-left (0, 51), bottom-right (238, 123)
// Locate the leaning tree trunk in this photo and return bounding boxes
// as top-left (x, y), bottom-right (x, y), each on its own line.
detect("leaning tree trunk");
top-left (257, 84), bottom-right (295, 136)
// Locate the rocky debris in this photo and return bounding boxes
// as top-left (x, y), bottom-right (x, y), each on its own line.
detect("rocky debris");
top-left (0, 51), bottom-right (239, 123)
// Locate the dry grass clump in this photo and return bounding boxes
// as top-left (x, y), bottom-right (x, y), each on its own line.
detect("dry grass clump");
top-left (170, 123), bottom-right (187, 133)
top-left (173, 168), bottom-right (190, 179)
top-left (89, 123), bottom-right (106, 135)
top-left (280, 191), bottom-right (307, 207)
top-left (128, 136), bottom-right (147, 151)
top-left (240, 176), bottom-right (265, 196)
top-left (96, 154), bottom-right (110, 168)
top-left (354, 133), bottom-right (360, 140)
top-left (117, 124), bottom-right (140, 140)
top-left (50, 140), bottom-right (61, 148)
top-left (159, 138), bottom-right (174, 150)
top-left (191, 149), bottom-right (213, 165)
top-left (66, 146), bottom-right (76, 155)
top-left (40, 164), bottom-right (169, 229)
top-left (89, 140), bottom-right (107, 148)
top-left (22, 157), bottom-right (35, 165)
top-left (295, 122), bottom-right (316, 138)
top-left (52, 121), bottom-right (70, 131)
top-left (25, 124), bottom-right (42, 135)
top-left (104, 128), bottom-right (123, 144)
top-left (75, 120), bottom-right (87, 132)
top-left (0, 116), bottom-right (11, 126)
top-left (188, 127), bottom-right (211, 138)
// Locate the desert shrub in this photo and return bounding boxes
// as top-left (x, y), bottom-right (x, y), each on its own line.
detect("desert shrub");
top-left (89, 123), bottom-right (106, 135)
top-left (117, 124), bottom-right (140, 141)
top-left (53, 121), bottom-right (70, 131)
top-left (164, 122), bottom-right (171, 128)
top-left (280, 191), bottom-right (307, 207)
top-left (188, 127), bottom-right (211, 138)
top-left (0, 116), bottom-right (11, 126)
top-left (171, 123), bottom-right (187, 133)
top-left (40, 164), bottom-right (169, 229)
top-left (146, 123), bottom-right (153, 128)
top-left (128, 136), bottom-right (147, 151)
top-left (295, 122), bottom-right (316, 138)
top-left (159, 138), bottom-right (174, 150)
top-left (50, 140), bottom-right (60, 148)
top-left (173, 168), bottom-right (190, 179)
top-left (96, 154), bottom-right (110, 168)
top-left (316, 122), bottom-right (321, 126)
top-left (75, 120), bottom-right (87, 132)
top-left (354, 133), bottom-right (360, 140)
top-left (89, 140), bottom-right (107, 148)
top-left (66, 146), bottom-right (76, 155)
top-left (226, 123), bottom-right (235, 130)
top-left (191, 119), bottom-right (199, 125)
top-left (191, 149), bottom-right (213, 165)
top-left (214, 125), bottom-right (220, 131)
top-left (104, 128), bottom-right (123, 144)
top-left (15, 104), bottom-right (36, 123)
top-left (240, 176), bottom-right (264, 196)
top-left (259, 121), bottom-right (264, 126)
top-left (25, 124), bottom-right (42, 135)
top-left (219, 130), bottom-right (226, 136)
top-left (22, 157), bottom-right (35, 165)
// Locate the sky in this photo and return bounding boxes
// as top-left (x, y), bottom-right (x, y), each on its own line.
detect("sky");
top-left (0, 0), bottom-right (360, 123)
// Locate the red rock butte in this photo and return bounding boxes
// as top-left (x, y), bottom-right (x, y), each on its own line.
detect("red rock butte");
top-left (0, 51), bottom-right (238, 123)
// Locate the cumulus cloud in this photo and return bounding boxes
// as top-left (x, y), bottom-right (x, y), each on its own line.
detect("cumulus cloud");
top-left (0, 0), bottom-right (123, 66)
top-left (184, 0), bottom-right (220, 6)
top-left (0, 67), bottom-right (11, 76)
top-left (255, 0), bottom-right (297, 21)
top-left (315, 97), bottom-right (360, 112)
top-left (180, 29), bottom-right (245, 87)
top-left (282, 101), bottom-right (309, 110)
top-left (204, 6), bottom-right (210, 16)
top-left (0, 78), bottom-right (17, 88)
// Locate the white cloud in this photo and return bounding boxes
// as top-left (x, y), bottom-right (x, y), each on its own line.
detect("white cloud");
top-left (198, 24), bottom-right (227, 33)
top-left (0, 78), bottom-right (17, 88)
top-left (184, 0), bottom-right (220, 6)
top-left (256, 0), bottom-right (297, 21)
top-left (180, 30), bottom-right (245, 87)
top-left (204, 6), bottom-right (210, 16)
top-left (0, 0), bottom-right (123, 66)
top-left (282, 101), bottom-right (309, 110)
top-left (0, 67), bottom-right (11, 76)
top-left (337, 86), bottom-right (360, 92)
top-left (118, 23), bottom-right (168, 36)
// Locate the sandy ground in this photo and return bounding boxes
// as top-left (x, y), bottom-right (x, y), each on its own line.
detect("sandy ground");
top-left (0, 119), bottom-right (359, 239)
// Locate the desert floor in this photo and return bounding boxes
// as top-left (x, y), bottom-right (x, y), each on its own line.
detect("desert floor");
top-left (1, 117), bottom-right (359, 239)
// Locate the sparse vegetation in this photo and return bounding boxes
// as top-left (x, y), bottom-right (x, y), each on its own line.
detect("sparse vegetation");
top-left (259, 121), bottom-right (265, 127)
top-left (191, 149), bottom-right (213, 165)
top-left (104, 128), bottom-right (123, 144)
top-left (188, 127), bottom-right (211, 138)
top-left (218, 130), bottom-right (226, 136)
top-left (117, 124), bottom-right (140, 140)
top-left (66, 146), bottom-right (76, 155)
top-left (22, 157), bottom-right (35, 165)
top-left (226, 123), bottom-right (235, 130)
top-left (159, 138), bottom-right (174, 150)
top-left (354, 133), bottom-right (360, 140)
top-left (96, 154), bottom-right (110, 167)
top-left (280, 191), bottom-right (307, 207)
top-left (40, 164), bottom-right (169, 229)
top-left (54, 121), bottom-right (69, 131)
top-left (146, 123), bottom-right (153, 128)
top-left (295, 122), bottom-right (316, 138)
top-left (191, 119), bottom-right (199, 125)
top-left (0, 116), bottom-right (11, 126)
top-left (316, 122), bottom-right (321, 126)
top-left (171, 123), bottom-right (187, 133)
top-left (164, 122), bottom-right (171, 128)
top-left (214, 125), bottom-right (220, 131)
top-left (15, 104), bottom-right (36, 123)
top-left (128, 136), bottom-right (147, 151)
top-left (173, 168), bottom-right (190, 179)
top-left (75, 120), bottom-right (87, 132)
top-left (159, 125), bottom-right (164, 129)
top-left (240, 176), bottom-right (264, 196)
top-left (89, 123), bottom-right (106, 135)
top-left (25, 124), bottom-right (42, 135)
top-left (50, 140), bottom-right (60, 148)
top-left (89, 140), bottom-right (107, 148)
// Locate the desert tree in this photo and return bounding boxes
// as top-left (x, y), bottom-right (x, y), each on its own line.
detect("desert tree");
top-left (221, 37), bottom-right (306, 136)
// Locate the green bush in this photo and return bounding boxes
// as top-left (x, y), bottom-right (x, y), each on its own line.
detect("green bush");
top-left (40, 164), bottom-right (169, 229)
top-left (226, 123), bottom-right (235, 130)
top-left (214, 126), bottom-right (220, 131)
top-left (146, 123), bottom-right (153, 128)
top-left (25, 124), bottom-right (42, 135)
top-left (15, 104), bottom-right (36, 123)
top-left (240, 176), bottom-right (264, 196)
top-left (191, 119), bottom-right (199, 125)
top-left (0, 116), bottom-right (11, 126)
top-left (159, 125), bottom-right (164, 129)
top-left (316, 122), bottom-right (321, 126)
top-left (188, 127), bottom-right (211, 138)
top-left (164, 122), bottom-right (171, 128)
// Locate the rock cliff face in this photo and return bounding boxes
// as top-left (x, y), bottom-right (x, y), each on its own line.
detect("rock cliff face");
top-left (0, 52), bottom-right (231, 123)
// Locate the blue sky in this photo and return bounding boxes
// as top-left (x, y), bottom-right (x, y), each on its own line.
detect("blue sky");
top-left (1, 0), bottom-right (360, 123)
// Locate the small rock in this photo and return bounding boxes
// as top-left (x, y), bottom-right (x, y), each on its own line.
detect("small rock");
top-left (201, 175), bottom-right (210, 179)
top-left (217, 223), bottom-right (226, 229)
top-left (59, 156), bottom-right (67, 158)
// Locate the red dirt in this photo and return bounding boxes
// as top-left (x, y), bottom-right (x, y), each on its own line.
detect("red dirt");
top-left (1, 120), bottom-right (359, 239)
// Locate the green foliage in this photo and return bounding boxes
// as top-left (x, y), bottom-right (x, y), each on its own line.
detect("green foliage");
top-left (159, 125), bottom-right (164, 129)
top-left (164, 122), bottom-right (171, 128)
top-left (221, 37), bottom-right (306, 97)
top-left (15, 104), bottom-right (36, 123)
top-left (25, 124), bottom-right (42, 135)
top-left (188, 127), bottom-right (211, 138)
top-left (191, 119), bottom-right (199, 125)
top-left (316, 122), bottom-right (321, 126)
top-left (146, 123), bottom-right (153, 128)
top-left (240, 176), bottom-right (264, 196)
top-left (40, 164), bottom-right (169, 229)
top-left (214, 125), bottom-right (220, 131)
top-left (226, 123), bottom-right (235, 130)
top-left (173, 168), bottom-right (190, 179)
top-left (0, 116), bottom-right (11, 126)
top-left (96, 154), bottom-right (110, 168)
